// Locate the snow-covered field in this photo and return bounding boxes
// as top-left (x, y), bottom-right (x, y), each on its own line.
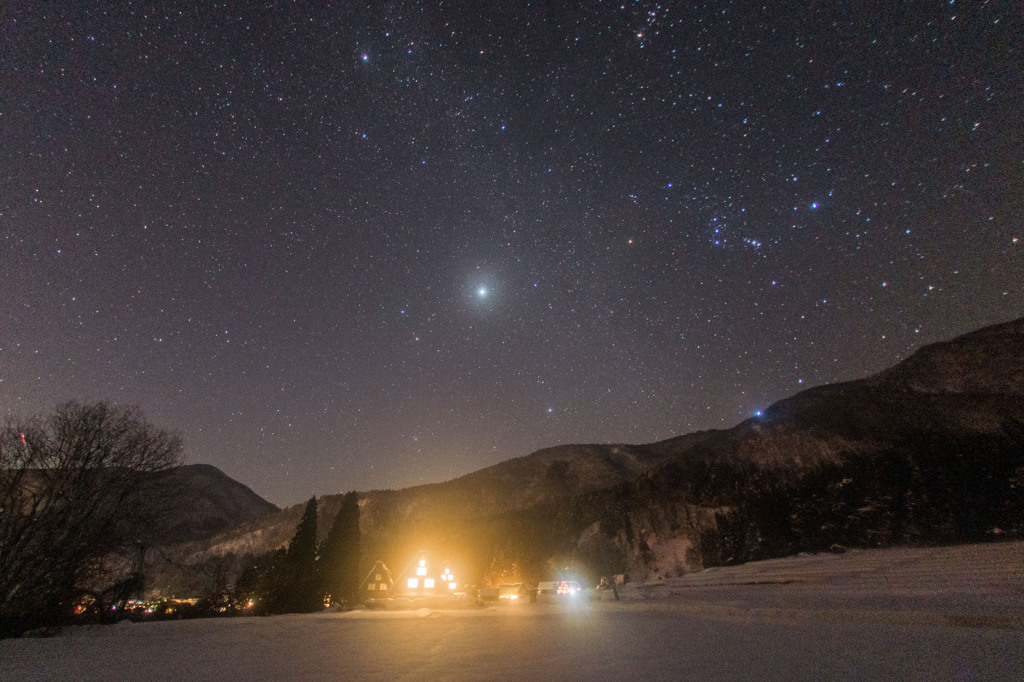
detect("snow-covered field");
top-left (3, 542), bottom-right (1022, 681)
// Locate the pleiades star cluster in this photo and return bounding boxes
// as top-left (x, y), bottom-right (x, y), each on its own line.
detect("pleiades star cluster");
top-left (2, 1), bottom-right (1020, 505)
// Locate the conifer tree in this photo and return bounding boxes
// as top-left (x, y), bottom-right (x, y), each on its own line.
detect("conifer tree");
top-left (320, 491), bottom-right (360, 607)
top-left (288, 497), bottom-right (319, 570)
top-left (264, 497), bottom-right (320, 613)
top-left (289, 496), bottom-right (321, 611)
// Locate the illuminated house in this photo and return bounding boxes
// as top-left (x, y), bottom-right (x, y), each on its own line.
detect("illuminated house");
top-left (358, 561), bottom-right (394, 599)
top-left (397, 551), bottom-right (459, 596)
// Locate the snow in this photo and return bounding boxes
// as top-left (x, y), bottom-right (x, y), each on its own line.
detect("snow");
top-left (3, 542), bottom-right (1023, 681)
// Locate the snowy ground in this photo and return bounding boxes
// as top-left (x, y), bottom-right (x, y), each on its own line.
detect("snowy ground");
top-left (3, 542), bottom-right (1022, 681)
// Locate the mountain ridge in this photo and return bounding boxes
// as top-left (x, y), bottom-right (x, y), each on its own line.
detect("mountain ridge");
top-left (147, 316), bottom-right (1024, 594)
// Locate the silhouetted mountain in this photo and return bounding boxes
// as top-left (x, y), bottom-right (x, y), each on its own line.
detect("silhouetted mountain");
top-left (147, 464), bottom-right (278, 545)
top-left (149, 317), bottom-right (1024, 594)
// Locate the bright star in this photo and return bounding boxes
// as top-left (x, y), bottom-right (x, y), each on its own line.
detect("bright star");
top-left (478, 287), bottom-right (488, 297)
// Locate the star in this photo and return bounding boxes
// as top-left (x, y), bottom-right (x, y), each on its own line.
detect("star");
top-left (1, 1), bottom-right (1016, 506)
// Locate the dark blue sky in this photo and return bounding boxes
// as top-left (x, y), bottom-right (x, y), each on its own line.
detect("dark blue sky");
top-left (3, 1), bottom-right (1021, 505)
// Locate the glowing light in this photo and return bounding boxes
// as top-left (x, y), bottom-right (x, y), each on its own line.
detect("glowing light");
top-left (408, 578), bottom-right (418, 589)
top-left (478, 287), bottom-right (487, 297)
top-left (424, 578), bottom-right (435, 589)
top-left (416, 566), bottom-right (427, 576)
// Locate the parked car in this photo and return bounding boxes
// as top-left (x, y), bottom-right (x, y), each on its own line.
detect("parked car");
top-left (557, 580), bottom-right (582, 595)
top-left (497, 583), bottom-right (535, 602)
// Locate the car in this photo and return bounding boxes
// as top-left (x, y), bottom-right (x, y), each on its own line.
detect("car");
top-left (557, 580), bottom-right (582, 595)
top-left (497, 582), bottom-right (535, 602)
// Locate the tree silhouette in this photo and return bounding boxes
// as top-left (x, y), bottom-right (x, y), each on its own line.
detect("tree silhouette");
top-left (0, 402), bottom-right (181, 637)
top-left (264, 497), bottom-right (321, 613)
top-left (289, 497), bottom-right (319, 569)
top-left (233, 549), bottom-right (285, 614)
top-left (320, 491), bottom-right (360, 607)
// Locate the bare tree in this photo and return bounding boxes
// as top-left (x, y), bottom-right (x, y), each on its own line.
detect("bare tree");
top-left (0, 402), bottom-right (181, 635)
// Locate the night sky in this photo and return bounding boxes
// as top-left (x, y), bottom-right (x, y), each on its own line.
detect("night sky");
top-left (3, 1), bottom-right (1021, 506)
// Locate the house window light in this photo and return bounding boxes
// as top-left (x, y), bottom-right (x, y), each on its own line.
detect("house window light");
top-left (408, 578), bottom-right (418, 589)
top-left (424, 578), bottom-right (435, 589)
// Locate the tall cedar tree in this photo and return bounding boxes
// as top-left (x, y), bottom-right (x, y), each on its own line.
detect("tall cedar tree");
top-left (265, 497), bottom-right (320, 613)
top-left (320, 491), bottom-right (360, 607)
top-left (290, 497), bottom-right (321, 611)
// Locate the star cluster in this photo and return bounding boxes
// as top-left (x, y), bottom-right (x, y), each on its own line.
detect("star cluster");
top-left (2, 2), bottom-right (1021, 505)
